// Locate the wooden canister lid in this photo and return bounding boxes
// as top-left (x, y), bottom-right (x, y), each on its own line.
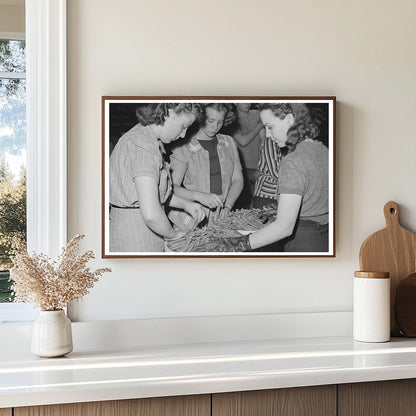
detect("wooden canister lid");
top-left (354, 271), bottom-right (389, 279)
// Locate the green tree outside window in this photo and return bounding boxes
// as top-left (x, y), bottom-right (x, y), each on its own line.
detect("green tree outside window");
top-left (0, 38), bottom-right (27, 302)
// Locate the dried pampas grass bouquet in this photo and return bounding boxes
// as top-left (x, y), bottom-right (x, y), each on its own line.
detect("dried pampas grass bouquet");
top-left (10, 234), bottom-right (111, 311)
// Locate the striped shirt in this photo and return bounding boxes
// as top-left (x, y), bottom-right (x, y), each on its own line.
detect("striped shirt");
top-left (254, 137), bottom-right (282, 200)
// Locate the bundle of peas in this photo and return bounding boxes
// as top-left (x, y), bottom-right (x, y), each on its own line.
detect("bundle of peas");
top-left (167, 206), bottom-right (276, 252)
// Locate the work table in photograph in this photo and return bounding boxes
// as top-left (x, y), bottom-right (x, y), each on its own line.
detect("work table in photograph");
top-left (3, 335), bottom-right (416, 409)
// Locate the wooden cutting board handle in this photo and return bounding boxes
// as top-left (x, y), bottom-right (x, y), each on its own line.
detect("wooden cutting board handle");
top-left (384, 201), bottom-right (400, 229)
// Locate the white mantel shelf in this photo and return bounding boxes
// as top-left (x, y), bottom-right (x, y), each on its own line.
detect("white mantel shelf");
top-left (2, 335), bottom-right (416, 409)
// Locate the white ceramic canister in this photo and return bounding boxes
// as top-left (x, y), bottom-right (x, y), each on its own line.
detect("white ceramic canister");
top-left (353, 271), bottom-right (390, 343)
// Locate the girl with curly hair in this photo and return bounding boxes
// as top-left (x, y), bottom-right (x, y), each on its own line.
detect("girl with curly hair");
top-left (109, 103), bottom-right (206, 252)
top-left (218, 102), bottom-right (329, 252)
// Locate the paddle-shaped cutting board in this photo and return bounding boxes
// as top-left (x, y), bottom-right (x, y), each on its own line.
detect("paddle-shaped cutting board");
top-left (359, 201), bottom-right (416, 335)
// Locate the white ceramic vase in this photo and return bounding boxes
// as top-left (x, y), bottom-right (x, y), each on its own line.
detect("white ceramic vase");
top-left (31, 310), bottom-right (73, 357)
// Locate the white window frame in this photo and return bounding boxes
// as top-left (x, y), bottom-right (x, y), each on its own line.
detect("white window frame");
top-left (26, 0), bottom-right (67, 256)
top-left (0, 0), bottom-right (67, 323)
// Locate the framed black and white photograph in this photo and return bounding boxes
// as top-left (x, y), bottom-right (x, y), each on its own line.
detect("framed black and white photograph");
top-left (102, 96), bottom-right (335, 258)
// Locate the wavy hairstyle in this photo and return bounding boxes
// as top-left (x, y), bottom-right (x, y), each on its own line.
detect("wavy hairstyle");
top-left (259, 103), bottom-right (320, 152)
top-left (135, 103), bottom-right (203, 126)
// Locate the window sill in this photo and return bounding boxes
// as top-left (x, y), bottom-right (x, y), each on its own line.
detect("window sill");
top-left (0, 303), bottom-right (36, 324)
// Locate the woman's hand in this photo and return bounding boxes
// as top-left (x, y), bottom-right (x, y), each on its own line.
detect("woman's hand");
top-left (227, 234), bottom-right (252, 251)
top-left (219, 206), bottom-right (231, 220)
top-left (197, 192), bottom-right (223, 210)
top-left (211, 234), bottom-right (252, 252)
top-left (165, 229), bottom-right (189, 252)
top-left (211, 205), bottom-right (231, 222)
top-left (184, 201), bottom-right (206, 224)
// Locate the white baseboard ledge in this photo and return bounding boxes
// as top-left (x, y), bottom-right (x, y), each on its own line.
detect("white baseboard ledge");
top-left (0, 311), bottom-right (352, 353)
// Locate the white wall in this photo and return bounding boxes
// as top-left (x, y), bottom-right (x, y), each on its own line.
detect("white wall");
top-left (67, 0), bottom-right (416, 322)
top-left (0, 3), bottom-right (24, 33)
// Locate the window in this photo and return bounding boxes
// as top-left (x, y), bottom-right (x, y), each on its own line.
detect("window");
top-left (0, 32), bottom-right (35, 322)
top-left (0, 34), bottom-right (26, 305)
top-left (0, 0), bottom-right (67, 323)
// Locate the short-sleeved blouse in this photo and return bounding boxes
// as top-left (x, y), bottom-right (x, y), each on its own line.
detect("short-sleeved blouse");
top-left (278, 140), bottom-right (328, 225)
top-left (170, 134), bottom-right (242, 198)
top-left (109, 124), bottom-right (172, 207)
top-left (169, 134), bottom-right (242, 230)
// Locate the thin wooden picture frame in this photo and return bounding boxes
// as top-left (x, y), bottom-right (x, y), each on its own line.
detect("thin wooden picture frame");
top-left (102, 96), bottom-right (336, 258)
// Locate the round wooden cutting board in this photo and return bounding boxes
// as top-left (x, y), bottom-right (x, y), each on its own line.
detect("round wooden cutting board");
top-left (359, 201), bottom-right (416, 336)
